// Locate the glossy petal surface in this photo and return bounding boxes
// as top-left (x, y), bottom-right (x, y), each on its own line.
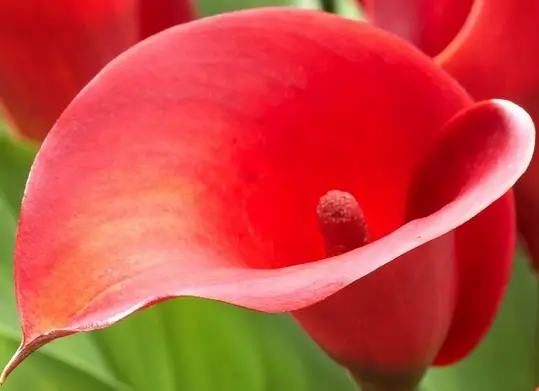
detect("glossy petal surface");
top-left (2, 8), bottom-right (534, 381)
top-left (359, 0), bottom-right (473, 56)
top-left (0, 0), bottom-right (194, 142)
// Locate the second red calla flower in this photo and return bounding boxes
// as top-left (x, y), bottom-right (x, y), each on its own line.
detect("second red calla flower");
top-left (0, 8), bottom-right (534, 391)
top-left (359, 0), bottom-right (539, 272)
top-left (0, 0), bottom-right (195, 142)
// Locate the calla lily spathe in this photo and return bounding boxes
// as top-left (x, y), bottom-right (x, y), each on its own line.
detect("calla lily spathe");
top-left (0, 8), bottom-right (534, 390)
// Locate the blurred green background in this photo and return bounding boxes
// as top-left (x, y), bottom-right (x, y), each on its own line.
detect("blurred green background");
top-left (0, 1), bottom-right (537, 390)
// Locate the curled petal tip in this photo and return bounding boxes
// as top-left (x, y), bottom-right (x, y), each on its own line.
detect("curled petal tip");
top-left (0, 331), bottom-right (73, 385)
top-left (491, 98), bottom-right (534, 124)
top-left (491, 99), bottom-right (535, 168)
top-left (0, 343), bottom-right (26, 385)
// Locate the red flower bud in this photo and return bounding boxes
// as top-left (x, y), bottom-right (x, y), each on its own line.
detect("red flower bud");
top-left (0, 0), bottom-right (195, 142)
top-left (0, 8), bottom-right (534, 390)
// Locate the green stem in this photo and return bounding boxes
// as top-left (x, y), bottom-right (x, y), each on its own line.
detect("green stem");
top-left (320, 0), bottom-right (336, 13)
top-left (536, 279), bottom-right (539, 385)
top-left (350, 370), bottom-right (423, 391)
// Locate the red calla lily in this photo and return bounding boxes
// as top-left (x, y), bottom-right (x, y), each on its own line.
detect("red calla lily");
top-left (0, 0), bottom-right (194, 142)
top-left (360, 0), bottom-right (539, 271)
top-left (0, 8), bottom-right (534, 389)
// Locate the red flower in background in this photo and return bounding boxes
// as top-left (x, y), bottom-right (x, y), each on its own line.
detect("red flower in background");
top-left (359, 0), bottom-right (539, 271)
top-left (0, 8), bottom-right (534, 391)
top-left (0, 0), bottom-right (195, 142)
top-left (357, 0), bottom-right (473, 57)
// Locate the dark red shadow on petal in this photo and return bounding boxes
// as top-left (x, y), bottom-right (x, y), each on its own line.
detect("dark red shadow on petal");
top-left (139, 0), bottom-right (195, 39)
top-left (0, 8), bottom-right (533, 382)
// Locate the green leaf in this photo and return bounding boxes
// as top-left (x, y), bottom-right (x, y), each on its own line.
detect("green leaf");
top-left (294, 0), bottom-right (321, 10)
top-left (424, 250), bottom-right (536, 391)
top-left (0, 336), bottom-right (122, 391)
top-left (195, 0), bottom-right (365, 17)
top-left (196, 0), bottom-right (293, 16)
top-left (92, 298), bottom-right (357, 391)
top-left (194, 0), bottom-right (334, 16)
top-left (0, 116), bottom-right (8, 134)
top-left (334, 0), bottom-right (364, 20)
top-left (0, 133), bottom-right (36, 213)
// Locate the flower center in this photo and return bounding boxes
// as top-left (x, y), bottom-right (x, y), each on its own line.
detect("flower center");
top-left (316, 190), bottom-right (370, 257)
